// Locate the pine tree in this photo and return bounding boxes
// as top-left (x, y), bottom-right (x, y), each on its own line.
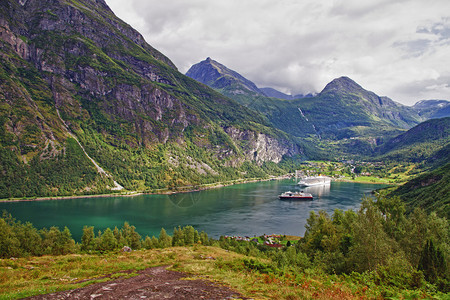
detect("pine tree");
top-left (81, 226), bottom-right (95, 251)
top-left (172, 227), bottom-right (184, 246)
top-left (199, 231), bottom-right (209, 245)
top-left (120, 222), bottom-right (141, 249)
top-left (183, 226), bottom-right (196, 245)
top-left (99, 228), bottom-right (117, 252)
top-left (418, 239), bottom-right (447, 283)
top-left (0, 218), bottom-right (20, 258)
top-left (158, 228), bottom-right (172, 248)
top-left (151, 236), bottom-right (159, 248)
top-left (143, 236), bottom-right (154, 249)
top-left (59, 226), bottom-right (76, 254)
top-left (348, 198), bottom-right (394, 272)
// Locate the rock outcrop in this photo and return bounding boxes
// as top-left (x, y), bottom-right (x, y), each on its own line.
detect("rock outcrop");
top-left (0, 0), bottom-right (301, 197)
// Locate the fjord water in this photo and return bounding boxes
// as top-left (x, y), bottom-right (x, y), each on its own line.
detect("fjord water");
top-left (0, 180), bottom-right (387, 241)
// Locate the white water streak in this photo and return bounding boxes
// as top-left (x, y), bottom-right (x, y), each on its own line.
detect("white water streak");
top-left (56, 109), bottom-right (123, 190)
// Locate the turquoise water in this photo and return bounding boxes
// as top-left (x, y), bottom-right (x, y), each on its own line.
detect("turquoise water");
top-left (0, 180), bottom-right (387, 241)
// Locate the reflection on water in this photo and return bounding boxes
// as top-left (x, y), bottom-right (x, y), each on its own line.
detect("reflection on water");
top-left (168, 192), bottom-right (201, 208)
top-left (0, 180), bottom-right (388, 240)
top-left (302, 184), bottom-right (331, 198)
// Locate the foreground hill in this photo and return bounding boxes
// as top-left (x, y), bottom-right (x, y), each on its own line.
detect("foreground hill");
top-left (0, 0), bottom-right (301, 198)
top-left (380, 118), bottom-right (450, 217)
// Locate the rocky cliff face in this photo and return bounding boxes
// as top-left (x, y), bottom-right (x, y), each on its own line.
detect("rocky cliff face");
top-left (224, 126), bottom-right (299, 164)
top-left (0, 0), bottom-right (301, 197)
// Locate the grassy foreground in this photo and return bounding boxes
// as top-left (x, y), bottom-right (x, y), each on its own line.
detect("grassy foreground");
top-left (0, 245), bottom-right (385, 300)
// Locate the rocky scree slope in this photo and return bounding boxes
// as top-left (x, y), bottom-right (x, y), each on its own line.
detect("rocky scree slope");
top-left (0, 0), bottom-right (301, 198)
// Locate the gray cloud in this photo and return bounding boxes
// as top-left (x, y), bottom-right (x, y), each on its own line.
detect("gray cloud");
top-left (105, 0), bottom-right (450, 105)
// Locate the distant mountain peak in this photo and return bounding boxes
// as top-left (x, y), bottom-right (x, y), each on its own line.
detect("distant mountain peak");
top-left (260, 87), bottom-right (314, 100)
top-left (186, 58), bottom-right (263, 95)
top-left (320, 76), bottom-right (364, 94)
top-left (412, 99), bottom-right (450, 119)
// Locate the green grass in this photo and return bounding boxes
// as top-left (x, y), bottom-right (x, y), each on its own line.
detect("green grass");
top-left (340, 176), bottom-right (396, 184)
top-left (0, 246), bottom-right (378, 300)
top-left (1, 245), bottom-right (443, 300)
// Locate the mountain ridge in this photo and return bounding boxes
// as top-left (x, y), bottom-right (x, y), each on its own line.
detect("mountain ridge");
top-left (0, 0), bottom-right (302, 198)
top-left (412, 99), bottom-right (450, 119)
top-left (375, 117), bottom-right (450, 162)
top-left (259, 87), bottom-right (314, 100)
top-left (186, 58), bottom-right (425, 146)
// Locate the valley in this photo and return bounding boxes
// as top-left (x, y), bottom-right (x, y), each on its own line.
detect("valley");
top-left (0, 0), bottom-right (449, 298)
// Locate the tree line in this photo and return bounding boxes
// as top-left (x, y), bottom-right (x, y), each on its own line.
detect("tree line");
top-left (0, 211), bottom-right (211, 257)
top-left (217, 195), bottom-right (449, 294)
top-left (0, 194), bottom-right (448, 294)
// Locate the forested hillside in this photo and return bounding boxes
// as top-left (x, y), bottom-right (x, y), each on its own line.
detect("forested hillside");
top-left (376, 117), bottom-right (450, 163)
top-left (186, 59), bottom-right (433, 159)
top-left (390, 161), bottom-right (450, 219)
top-left (0, 0), bottom-right (302, 198)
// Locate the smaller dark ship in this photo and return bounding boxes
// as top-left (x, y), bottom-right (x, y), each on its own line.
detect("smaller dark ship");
top-left (278, 191), bottom-right (313, 200)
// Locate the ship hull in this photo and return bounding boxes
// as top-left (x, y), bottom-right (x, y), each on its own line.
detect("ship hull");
top-left (279, 191), bottom-right (313, 200)
top-left (279, 195), bottom-right (313, 200)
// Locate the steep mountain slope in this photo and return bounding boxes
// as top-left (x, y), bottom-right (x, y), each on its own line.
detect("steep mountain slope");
top-left (376, 117), bottom-right (450, 162)
top-left (389, 161), bottom-right (450, 218)
top-left (412, 100), bottom-right (450, 119)
top-left (297, 77), bottom-right (423, 138)
top-left (186, 57), bottom-right (322, 157)
top-left (187, 58), bottom-right (424, 148)
top-left (0, 0), bottom-right (301, 198)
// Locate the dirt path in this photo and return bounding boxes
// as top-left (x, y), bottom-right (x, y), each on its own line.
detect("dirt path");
top-left (26, 266), bottom-right (246, 299)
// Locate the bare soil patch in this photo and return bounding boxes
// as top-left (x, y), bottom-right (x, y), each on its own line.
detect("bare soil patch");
top-left (25, 266), bottom-right (246, 299)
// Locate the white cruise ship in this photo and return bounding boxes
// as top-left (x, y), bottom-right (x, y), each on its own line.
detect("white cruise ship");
top-left (298, 175), bottom-right (331, 187)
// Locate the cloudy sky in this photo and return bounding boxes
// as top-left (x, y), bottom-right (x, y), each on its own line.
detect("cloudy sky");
top-left (105, 0), bottom-right (450, 105)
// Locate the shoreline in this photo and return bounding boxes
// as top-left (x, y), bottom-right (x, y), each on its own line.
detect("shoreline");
top-left (0, 175), bottom-right (292, 203)
top-left (334, 178), bottom-right (399, 185)
top-left (0, 175), bottom-right (397, 203)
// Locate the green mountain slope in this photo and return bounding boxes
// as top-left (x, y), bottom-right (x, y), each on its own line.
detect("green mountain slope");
top-left (376, 117), bottom-right (450, 162)
top-left (389, 161), bottom-right (450, 218)
top-left (0, 0), bottom-right (301, 198)
top-left (297, 77), bottom-right (423, 139)
top-left (381, 118), bottom-right (450, 217)
top-left (187, 59), bottom-right (427, 158)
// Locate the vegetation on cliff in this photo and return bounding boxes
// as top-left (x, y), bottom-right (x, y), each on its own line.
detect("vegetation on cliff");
top-left (0, 0), bottom-right (302, 199)
top-left (390, 161), bottom-right (450, 219)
